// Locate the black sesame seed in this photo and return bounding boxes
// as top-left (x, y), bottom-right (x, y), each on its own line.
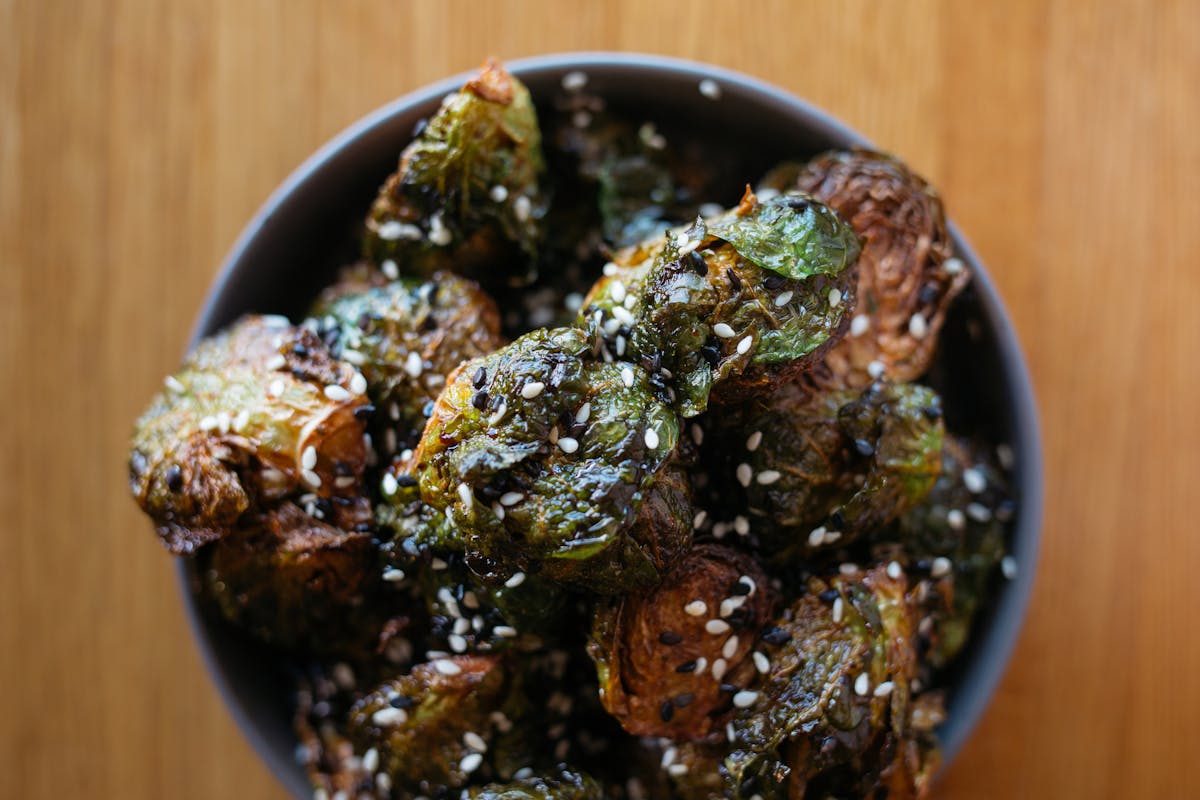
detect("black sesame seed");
top-left (390, 695), bottom-right (416, 709)
top-left (473, 367), bottom-right (487, 389)
top-left (660, 700), bottom-right (675, 722)
top-left (292, 344), bottom-right (308, 357)
top-left (829, 510), bottom-right (847, 530)
top-left (353, 404), bottom-right (376, 420)
top-left (675, 660), bottom-right (698, 674)
top-left (729, 580), bottom-right (751, 596)
top-left (684, 250), bottom-right (707, 274)
top-left (422, 400), bottom-right (436, 418)
top-left (726, 269), bottom-right (742, 292)
top-left (763, 274), bottom-right (786, 291)
top-left (471, 391), bottom-right (489, 411)
top-left (817, 589), bottom-right (839, 604)
top-left (658, 631), bottom-right (683, 646)
top-left (854, 439), bottom-right (875, 457)
top-left (164, 465), bottom-right (183, 492)
top-left (719, 683), bottom-right (738, 693)
top-left (673, 692), bottom-right (695, 708)
top-left (762, 625), bottom-right (793, 645)
top-left (700, 344), bottom-right (720, 367)
top-left (918, 283), bottom-right (940, 304)
top-left (395, 474), bottom-right (418, 488)
top-left (781, 196), bottom-right (810, 211)
top-left (333, 460), bottom-right (354, 476)
top-left (922, 405), bottom-right (942, 421)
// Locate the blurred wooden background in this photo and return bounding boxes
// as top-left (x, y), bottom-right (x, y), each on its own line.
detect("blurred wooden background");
top-left (2, 1), bottom-right (1197, 797)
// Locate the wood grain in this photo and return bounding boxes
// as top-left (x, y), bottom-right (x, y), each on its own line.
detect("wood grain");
top-left (2, 1), bottom-right (1196, 797)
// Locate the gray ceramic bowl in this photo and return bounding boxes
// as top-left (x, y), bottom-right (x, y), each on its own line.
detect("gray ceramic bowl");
top-left (182, 52), bottom-right (1042, 798)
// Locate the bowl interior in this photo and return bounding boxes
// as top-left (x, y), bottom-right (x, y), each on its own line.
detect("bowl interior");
top-left (183, 53), bottom-right (1041, 798)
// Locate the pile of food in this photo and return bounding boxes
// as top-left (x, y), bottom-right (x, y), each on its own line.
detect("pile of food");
top-left (128, 61), bottom-right (1017, 799)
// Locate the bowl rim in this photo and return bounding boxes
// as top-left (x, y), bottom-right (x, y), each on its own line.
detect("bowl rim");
top-left (179, 51), bottom-right (1043, 797)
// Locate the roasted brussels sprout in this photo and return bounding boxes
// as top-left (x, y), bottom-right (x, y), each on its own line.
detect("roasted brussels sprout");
top-left (580, 191), bottom-right (860, 416)
top-left (364, 61), bottom-right (546, 287)
top-left (348, 655), bottom-right (531, 793)
top-left (464, 766), bottom-right (603, 799)
top-left (309, 269), bottom-right (505, 450)
top-left (413, 327), bottom-right (693, 594)
top-left (587, 544), bottom-right (774, 741)
top-left (711, 380), bottom-right (944, 562)
top-left (723, 566), bottom-right (938, 799)
top-left (778, 149), bottom-right (969, 389)
top-left (201, 501), bottom-right (378, 653)
top-left (128, 315), bottom-right (371, 554)
top-left (890, 436), bottom-right (1010, 668)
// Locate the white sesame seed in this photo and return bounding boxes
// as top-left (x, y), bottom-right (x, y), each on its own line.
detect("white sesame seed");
top-left (733, 691), bottom-right (759, 709)
top-left (513, 195), bottom-right (532, 223)
top-left (265, 353), bottom-right (287, 371)
top-left (850, 314), bottom-right (870, 337)
top-left (463, 731), bottom-right (488, 752)
top-left (620, 366), bottom-right (634, 388)
top-left (350, 372), bottom-right (368, 395)
top-left (564, 292), bottom-right (584, 312)
top-left (644, 428), bottom-right (660, 449)
top-left (383, 568), bottom-right (405, 582)
top-left (931, 557), bottom-right (953, 578)
top-left (997, 443), bottom-right (1015, 469)
top-left (667, 763), bottom-right (689, 777)
top-left (693, 510), bottom-right (708, 529)
top-left (698, 78), bottom-right (722, 100)
top-left (492, 502), bottom-right (505, 520)
top-left (705, 619), bottom-right (731, 635)
top-left (494, 625), bottom-right (518, 638)
top-left (362, 747), bottom-right (379, 773)
top-left (462, 591), bottom-right (480, 610)
top-left (302, 469), bottom-right (321, 488)
top-left (558, 436), bottom-right (579, 454)
top-left (963, 467), bottom-right (987, 493)
top-left (855, 672), bottom-right (870, 696)
top-left (376, 220), bottom-right (406, 241)
top-left (839, 562), bottom-right (859, 576)
top-left (381, 472), bottom-right (399, 497)
top-left (753, 651), bottom-right (770, 674)
top-left (371, 707), bottom-right (407, 726)
top-left (164, 375), bottom-right (185, 393)
top-left (909, 313), bottom-right (929, 338)
top-left (612, 304), bottom-right (635, 327)
top-left (661, 746), bottom-right (677, 768)
top-left (521, 381), bottom-right (545, 399)
top-left (947, 508), bottom-right (966, 530)
top-left (1002, 555), bottom-right (1018, 580)
top-left (746, 431), bottom-right (763, 451)
top-left (198, 415), bottom-right (218, 431)
top-left (967, 502), bottom-right (992, 522)
top-left (874, 680), bottom-right (895, 698)
top-left (489, 184), bottom-right (508, 202)
top-left (487, 401), bottom-right (507, 426)
top-left (561, 70), bottom-right (588, 91)
top-left (711, 658), bottom-right (728, 681)
top-left (944, 256), bottom-right (965, 274)
top-left (736, 335), bottom-right (754, 355)
top-left (733, 516), bottom-right (750, 536)
top-left (324, 384), bottom-right (351, 402)
top-left (828, 288), bottom-right (842, 307)
top-left (832, 597), bottom-right (844, 623)
top-left (756, 469), bottom-right (781, 485)
top-left (499, 492), bottom-right (524, 508)
top-left (720, 596), bottom-right (746, 617)
top-left (736, 463), bottom-right (753, 487)
top-left (685, 600), bottom-right (707, 616)
top-left (867, 360), bottom-right (886, 379)
top-left (267, 378), bottom-right (285, 398)
top-left (457, 482), bottom-right (473, 507)
top-left (610, 281), bottom-right (627, 303)
top-left (381, 259), bottom-right (400, 280)
top-left (434, 659), bottom-right (462, 676)
top-left (808, 526), bottom-right (827, 547)
top-left (460, 752), bottom-right (483, 774)
top-left (773, 290), bottom-right (794, 308)
top-left (403, 351), bottom-right (423, 378)
top-left (602, 261), bottom-right (619, 276)
top-left (301, 445), bottom-right (318, 470)
top-left (448, 634), bottom-right (467, 653)
top-left (712, 522), bottom-right (730, 539)
top-left (722, 635), bottom-right (740, 659)
top-left (216, 411), bottom-right (231, 434)
top-left (713, 322), bottom-right (736, 338)
top-left (691, 424), bottom-right (704, 446)
top-left (505, 571), bottom-right (526, 588)
top-left (431, 557), bottom-right (448, 570)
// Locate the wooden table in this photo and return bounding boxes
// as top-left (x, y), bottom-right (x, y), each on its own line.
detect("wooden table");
top-left (3, 1), bottom-right (1196, 797)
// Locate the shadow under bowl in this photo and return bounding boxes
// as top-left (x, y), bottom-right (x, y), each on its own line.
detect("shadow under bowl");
top-left (180, 52), bottom-right (1043, 798)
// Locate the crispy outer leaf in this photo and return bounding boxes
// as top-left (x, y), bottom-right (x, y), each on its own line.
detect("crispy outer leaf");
top-left (786, 149), bottom-right (969, 388)
top-left (587, 544), bottom-right (774, 742)
top-left (413, 327), bottom-right (693, 594)
top-left (706, 194), bottom-right (860, 280)
top-left (579, 193), bottom-right (860, 416)
top-left (310, 268), bottom-right (505, 449)
top-left (128, 316), bottom-right (370, 554)
top-left (364, 61), bottom-right (546, 287)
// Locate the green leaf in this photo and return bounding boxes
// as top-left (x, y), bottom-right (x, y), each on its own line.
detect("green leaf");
top-left (707, 195), bottom-right (861, 280)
